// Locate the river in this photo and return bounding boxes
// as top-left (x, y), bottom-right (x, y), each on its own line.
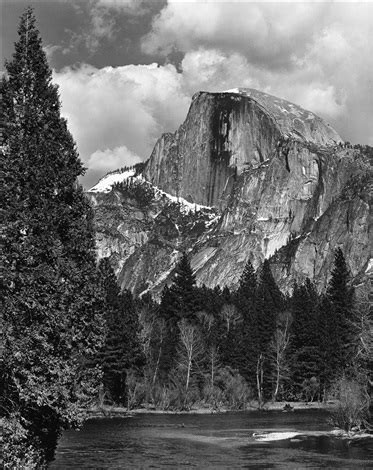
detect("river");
top-left (51, 410), bottom-right (373, 469)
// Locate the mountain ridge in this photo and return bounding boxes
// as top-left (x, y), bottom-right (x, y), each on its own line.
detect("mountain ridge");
top-left (87, 89), bottom-right (371, 296)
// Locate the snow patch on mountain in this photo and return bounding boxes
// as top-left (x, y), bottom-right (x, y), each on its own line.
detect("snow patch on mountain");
top-left (89, 169), bottom-right (216, 217)
top-left (89, 170), bottom-right (136, 192)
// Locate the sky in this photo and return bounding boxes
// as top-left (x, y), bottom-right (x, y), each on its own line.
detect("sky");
top-left (2, 0), bottom-right (373, 188)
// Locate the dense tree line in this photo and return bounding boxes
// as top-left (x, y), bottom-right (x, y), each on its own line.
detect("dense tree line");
top-left (96, 248), bottom-right (369, 418)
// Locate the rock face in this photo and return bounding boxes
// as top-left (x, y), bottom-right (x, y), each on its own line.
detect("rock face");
top-left (88, 89), bottom-right (372, 296)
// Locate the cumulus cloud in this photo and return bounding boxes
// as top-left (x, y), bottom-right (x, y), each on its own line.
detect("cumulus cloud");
top-left (87, 145), bottom-right (142, 187)
top-left (142, 1), bottom-right (373, 144)
top-left (52, 1), bottom-right (373, 188)
top-left (142, 1), bottom-right (332, 69)
top-left (95, 0), bottom-right (152, 14)
top-left (54, 63), bottom-right (190, 187)
top-left (180, 48), bottom-right (345, 121)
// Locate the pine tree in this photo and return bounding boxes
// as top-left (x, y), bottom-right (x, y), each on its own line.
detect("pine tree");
top-left (318, 249), bottom-right (355, 394)
top-left (255, 260), bottom-right (283, 351)
top-left (98, 258), bottom-right (143, 404)
top-left (1, 8), bottom-right (105, 466)
top-left (318, 294), bottom-right (339, 393)
top-left (326, 248), bottom-right (355, 369)
top-left (231, 260), bottom-right (257, 385)
top-left (237, 260), bottom-right (257, 308)
top-left (169, 252), bottom-right (199, 320)
top-left (157, 254), bottom-right (199, 376)
top-left (289, 279), bottom-right (320, 398)
top-left (254, 260), bottom-right (284, 402)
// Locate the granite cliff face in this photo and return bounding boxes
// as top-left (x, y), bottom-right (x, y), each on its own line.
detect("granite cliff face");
top-left (88, 89), bottom-right (372, 295)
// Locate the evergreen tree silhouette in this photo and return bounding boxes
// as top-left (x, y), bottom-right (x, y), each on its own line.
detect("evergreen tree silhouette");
top-left (232, 260), bottom-right (257, 385)
top-left (254, 260), bottom-right (284, 397)
top-left (158, 253), bottom-right (199, 375)
top-left (318, 249), bottom-right (355, 393)
top-left (289, 279), bottom-right (320, 396)
top-left (98, 259), bottom-right (143, 404)
top-left (1, 8), bottom-right (105, 466)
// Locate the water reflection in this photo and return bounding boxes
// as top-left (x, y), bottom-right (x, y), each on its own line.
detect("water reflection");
top-left (51, 410), bottom-right (373, 469)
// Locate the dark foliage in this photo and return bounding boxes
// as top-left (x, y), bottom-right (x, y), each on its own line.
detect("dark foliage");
top-left (98, 258), bottom-right (144, 405)
top-left (113, 177), bottom-right (155, 206)
top-left (1, 8), bottom-right (105, 467)
top-left (289, 279), bottom-right (320, 397)
top-left (318, 249), bottom-right (355, 392)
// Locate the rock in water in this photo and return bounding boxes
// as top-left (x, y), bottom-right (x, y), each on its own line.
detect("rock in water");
top-left (87, 89), bottom-right (372, 296)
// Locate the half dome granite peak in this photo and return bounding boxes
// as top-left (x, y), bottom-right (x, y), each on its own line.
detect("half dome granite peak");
top-left (88, 88), bottom-right (371, 296)
top-left (199, 88), bottom-right (343, 146)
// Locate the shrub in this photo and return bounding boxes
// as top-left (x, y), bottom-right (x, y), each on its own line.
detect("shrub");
top-left (224, 371), bottom-right (252, 410)
top-left (302, 376), bottom-right (320, 403)
top-left (202, 384), bottom-right (224, 410)
top-left (126, 370), bottom-right (147, 410)
top-left (330, 377), bottom-right (370, 433)
top-left (214, 366), bottom-right (252, 410)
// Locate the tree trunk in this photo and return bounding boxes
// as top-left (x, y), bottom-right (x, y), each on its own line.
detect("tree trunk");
top-left (273, 360), bottom-right (280, 402)
top-left (186, 351), bottom-right (192, 393)
top-left (256, 354), bottom-right (264, 409)
top-left (152, 343), bottom-right (162, 387)
top-left (211, 355), bottom-right (214, 388)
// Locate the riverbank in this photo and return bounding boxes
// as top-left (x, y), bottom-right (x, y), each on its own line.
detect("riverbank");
top-left (52, 409), bottom-right (373, 469)
top-left (87, 400), bottom-right (337, 418)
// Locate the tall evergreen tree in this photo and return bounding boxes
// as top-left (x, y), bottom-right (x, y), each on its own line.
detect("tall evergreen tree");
top-left (231, 260), bottom-right (257, 384)
top-left (326, 248), bottom-right (355, 369)
top-left (254, 260), bottom-right (284, 400)
top-left (169, 252), bottom-right (199, 320)
top-left (318, 249), bottom-right (355, 394)
top-left (97, 258), bottom-right (144, 404)
top-left (237, 260), bottom-right (257, 306)
top-left (1, 8), bottom-right (105, 467)
top-left (256, 260), bottom-right (283, 351)
top-left (289, 279), bottom-right (320, 397)
top-left (158, 254), bottom-right (199, 376)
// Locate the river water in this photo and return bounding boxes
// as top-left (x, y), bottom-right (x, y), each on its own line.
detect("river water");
top-left (51, 410), bottom-right (373, 469)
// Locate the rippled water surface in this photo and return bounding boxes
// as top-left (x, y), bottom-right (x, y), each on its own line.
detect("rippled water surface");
top-left (51, 410), bottom-right (373, 469)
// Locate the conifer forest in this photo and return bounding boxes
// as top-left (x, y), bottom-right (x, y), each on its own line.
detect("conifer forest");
top-left (1, 8), bottom-right (372, 469)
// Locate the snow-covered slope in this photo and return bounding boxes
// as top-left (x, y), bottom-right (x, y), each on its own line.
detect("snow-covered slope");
top-left (89, 170), bottom-right (137, 193)
top-left (89, 169), bottom-right (215, 216)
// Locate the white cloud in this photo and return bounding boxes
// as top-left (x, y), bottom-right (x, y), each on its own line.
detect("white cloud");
top-left (142, 1), bottom-right (373, 144)
top-left (54, 63), bottom-right (190, 187)
top-left (86, 145), bottom-right (142, 185)
top-left (142, 1), bottom-right (332, 68)
top-left (96, 0), bottom-right (147, 12)
top-left (87, 145), bottom-right (142, 172)
top-left (180, 48), bottom-right (344, 121)
top-left (52, 1), bottom-right (373, 187)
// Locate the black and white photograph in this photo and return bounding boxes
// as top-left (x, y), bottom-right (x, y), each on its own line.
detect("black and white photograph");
top-left (1, 0), bottom-right (372, 468)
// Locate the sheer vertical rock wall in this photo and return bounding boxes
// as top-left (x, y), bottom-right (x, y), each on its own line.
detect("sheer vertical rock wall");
top-left (89, 89), bottom-right (371, 295)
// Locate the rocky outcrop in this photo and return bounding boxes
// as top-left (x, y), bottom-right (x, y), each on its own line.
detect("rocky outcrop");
top-left (144, 89), bottom-right (342, 210)
top-left (88, 89), bottom-right (371, 296)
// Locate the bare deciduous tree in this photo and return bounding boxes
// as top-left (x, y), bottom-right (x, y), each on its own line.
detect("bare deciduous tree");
top-left (152, 317), bottom-right (167, 387)
top-left (269, 311), bottom-right (292, 401)
top-left (138, 305), bottom-right (154, 359)
top-left (197, 310), bottom-right (215, 332)
top-left (208, 345), bottom-right (220, 388)
top-left (177, 319), bottom-right (204, 395)
top-left (221, 304), bottom-right (241, 333)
